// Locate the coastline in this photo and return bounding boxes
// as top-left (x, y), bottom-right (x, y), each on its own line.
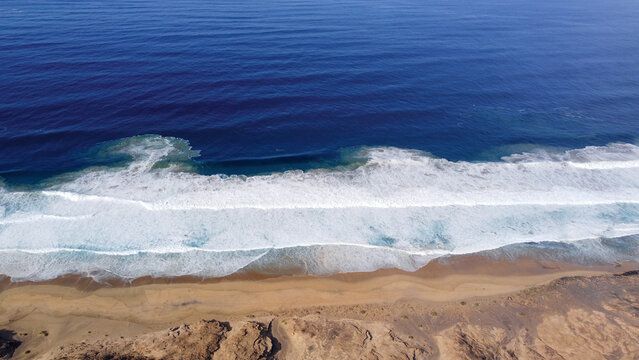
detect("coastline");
top-left (1, 248), bottom-right (635, 292)
top-left (1, 255), bottom-right (637, 359)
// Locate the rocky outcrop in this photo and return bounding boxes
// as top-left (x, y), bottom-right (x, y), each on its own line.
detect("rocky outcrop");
top-left (273, 317), bottom-right (430, 359)
top-left (0, 330), bottom-right (21, 359)
top-left (44, 320), bottom-right (278, 360)
top-left (433, 306), bottom-right (639, 360)
top-left (214, 321), bottom-right (276, 360)
top-left (48, 320), bottom-right (230, 360)
top-left (434, 271), bottom-right (639, 360)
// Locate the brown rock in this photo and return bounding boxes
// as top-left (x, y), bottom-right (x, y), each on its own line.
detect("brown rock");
top-left (0, 330), bottom-right (21, 359)
top-left (46, 320), bottom-right (229, 360)
top-left (214, 321), bottom-right (275, 360)
top-left (275, 316), bottom-right (431, 359)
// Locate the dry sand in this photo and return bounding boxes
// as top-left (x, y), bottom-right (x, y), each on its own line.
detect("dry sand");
top-left (0, 256), bottom-right (638, 359)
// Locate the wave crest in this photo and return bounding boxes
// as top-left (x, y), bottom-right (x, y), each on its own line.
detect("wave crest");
top-left (1, 135), bottom-right (639, 280)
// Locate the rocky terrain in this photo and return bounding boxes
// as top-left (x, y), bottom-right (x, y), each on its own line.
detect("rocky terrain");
top-left (0, 330), bottom-right (20, 359)
top-left (3, 270), bottom-right (636, 359)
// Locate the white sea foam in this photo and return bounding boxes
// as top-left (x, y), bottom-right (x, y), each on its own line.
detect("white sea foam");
top-left (1, 135), bottom-right (639, 280)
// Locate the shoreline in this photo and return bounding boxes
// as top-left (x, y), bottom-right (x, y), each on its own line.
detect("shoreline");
top-left (1, 251), bottom-right (636, 293)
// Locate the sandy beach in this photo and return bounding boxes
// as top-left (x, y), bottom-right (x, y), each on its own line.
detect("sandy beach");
top-left (1, 256), bottom-right (638, 359)
top-left (3, 0), bottom-right (639, 358)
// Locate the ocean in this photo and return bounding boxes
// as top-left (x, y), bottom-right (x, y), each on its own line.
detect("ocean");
top-left (1, 0), bottom-right (639, 281)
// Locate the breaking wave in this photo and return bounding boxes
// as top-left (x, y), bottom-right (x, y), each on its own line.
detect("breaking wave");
top-left (1, 135), bottom-right (639, 281)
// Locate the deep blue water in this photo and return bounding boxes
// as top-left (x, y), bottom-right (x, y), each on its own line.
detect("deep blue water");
top-left (2, 0), bottom-right (639, 183)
